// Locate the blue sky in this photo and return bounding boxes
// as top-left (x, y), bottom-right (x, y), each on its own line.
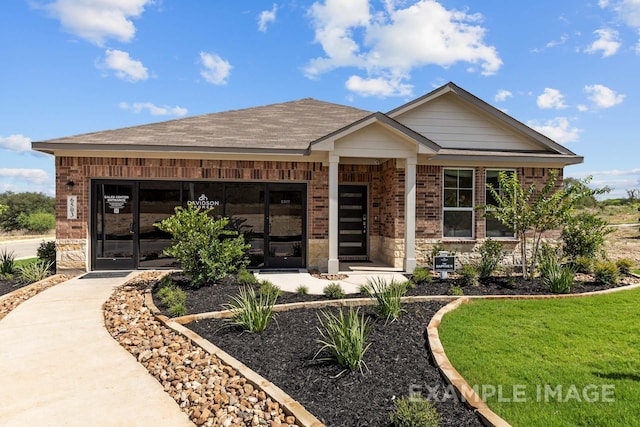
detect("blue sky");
top-left (1, 0), bottom-right (639, 198)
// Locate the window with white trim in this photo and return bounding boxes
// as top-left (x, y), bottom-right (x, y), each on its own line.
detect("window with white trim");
top-left (485, 169), bottom-right (516, 238)
top-left (443, 168), bottom-right (474, 238)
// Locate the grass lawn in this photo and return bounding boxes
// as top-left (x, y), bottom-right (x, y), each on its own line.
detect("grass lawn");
top-left (439, 289), bottom-right (640, 427)
top-left (14, 258), bottom-right (37, 268)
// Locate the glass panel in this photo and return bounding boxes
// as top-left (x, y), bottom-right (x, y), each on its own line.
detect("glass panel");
top-left (95, 183), bottom-right (134, 259)
top-left (183, 182), bottom-right (224, 216)
top-left (458, 169), bottom-right (473, 189)
top-left (486, 216), bottom-right (515, 238)
top-left (225, 183), bottom-right (265, 268)
top-left (459, 190), bottom-right (473, 207)
top-left (268, 189), bottom-right (303, 258)
top-left (444, 169), bottom-right (458, 188)
top-left (443, 211), bottom-right (472, 238)
top-left (444, 189), bottom-right (458, 207)
top-left (138, 181), bottom-right (181, 268)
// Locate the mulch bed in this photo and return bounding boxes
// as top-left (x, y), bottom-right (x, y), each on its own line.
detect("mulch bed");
top-left (0, 276), bottom-right (30, 297)
top-left (188, 301), bottom-right (483, 427)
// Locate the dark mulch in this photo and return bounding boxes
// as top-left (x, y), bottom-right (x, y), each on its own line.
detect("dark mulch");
top-left (188, 302), bottom-right (483, 427)
top-left (152, 272), bottom-right (634, 317)
top-left (0, 277), bottom-right (29, 297)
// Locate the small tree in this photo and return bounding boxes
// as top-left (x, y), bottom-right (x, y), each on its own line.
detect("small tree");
top-left (0, 204), bottom-right (7, 214)
top-left (562, 212), bottom-right (614, 261)
top-left (482, 171), bottom-right (598, 279)
top-left (155, 204), bottom-right (249, 288)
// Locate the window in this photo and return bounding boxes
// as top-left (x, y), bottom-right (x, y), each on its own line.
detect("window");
top-left (485, 170), bottom-right (515, 238)
top-left (443, 169), bottom-right (474, 238)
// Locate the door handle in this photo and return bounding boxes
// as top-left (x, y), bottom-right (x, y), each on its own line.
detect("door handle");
top-left (129, 222), bottom-right (135, 234)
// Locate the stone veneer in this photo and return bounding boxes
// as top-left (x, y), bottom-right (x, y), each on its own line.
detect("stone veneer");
top-left (55, 155), bottom-right (562, 272)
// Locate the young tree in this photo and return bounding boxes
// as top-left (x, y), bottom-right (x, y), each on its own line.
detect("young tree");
top-left (482, 171), bottom-right (601, 279)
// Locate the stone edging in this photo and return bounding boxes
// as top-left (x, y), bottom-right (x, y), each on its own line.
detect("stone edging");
top-left (0, 274), bottom-right (71, 321)
top-left (426, 281), bottom-right (640, 427)
top-left (144, 290), bottom-right (325, 427)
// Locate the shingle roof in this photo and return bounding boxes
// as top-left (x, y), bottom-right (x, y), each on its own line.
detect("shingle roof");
top-left (35, 98), bottom-right (372, 152)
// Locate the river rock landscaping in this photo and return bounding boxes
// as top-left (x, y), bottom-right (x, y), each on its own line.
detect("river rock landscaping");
top-left (0, 274), bottom-right (71, 320)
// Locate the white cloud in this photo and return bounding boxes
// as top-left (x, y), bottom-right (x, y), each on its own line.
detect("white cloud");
top-left (599, 0), bottom-right (640, 50)
top-left (585, 28), bottom-right (621, 57)
top-left (258, 4), bottom-right (278, 32)
top-left (0, 134), bottom-right (32, 153)
top-left (537, 88), bottom-right (567, 109)
top-left (584, 84), bottom-right (625, 108)
top-left (494, 89), bottom-right (512, 102)
top-left (102, 49), bottom-right (149, 81)
top-left (527, 117), bottom-right (580, 143)
top-left (40, 0), bottom-right (153, 46)
top-left (0, 168), bottom-right (50, 185)
top-left (199, 52), bottom-right (232, 85)
top-left (345, 75), bottom-right (413, 97)
top-left (577, 104), bottom-right (589, 112)
top-left (119, 102), bottom-right (187, 117)
top-left (305, 0), bottom-right (501, 97)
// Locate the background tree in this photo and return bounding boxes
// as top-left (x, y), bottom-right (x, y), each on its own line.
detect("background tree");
top-left (0, 192), bottom-right (55, 231)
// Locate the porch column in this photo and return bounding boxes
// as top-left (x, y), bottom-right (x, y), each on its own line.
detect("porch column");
top-left (404, 156), bottom-right (417, 273)
top-left (328, 154), bottom-right (340, 274)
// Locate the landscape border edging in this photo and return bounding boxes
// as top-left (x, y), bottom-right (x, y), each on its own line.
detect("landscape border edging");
top-left (0, 273), bottom-right (66, 304)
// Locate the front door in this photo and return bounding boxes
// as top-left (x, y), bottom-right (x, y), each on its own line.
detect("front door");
top-left (92, 181), bottom-right (136, 270)
top-left (338, 185), bottom-right (368, 260)
top-left (265, 184), bottom-right (305, 269)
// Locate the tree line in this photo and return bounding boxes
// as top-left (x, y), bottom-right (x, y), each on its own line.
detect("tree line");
top-left (0, 192), bottom-right (55, 234)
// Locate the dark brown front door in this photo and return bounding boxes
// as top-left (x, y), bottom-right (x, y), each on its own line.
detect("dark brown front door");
top-left (338, 185), bottom-right (367, 260)
top-left (265, 184), bottom-right (306, 269)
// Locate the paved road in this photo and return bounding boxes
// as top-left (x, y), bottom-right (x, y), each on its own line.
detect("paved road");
top-left (0, 238), bottom-right (54, 260)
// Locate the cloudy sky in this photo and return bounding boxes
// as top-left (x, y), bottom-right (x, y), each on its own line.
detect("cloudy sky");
top-left (1, 0), bottom-right (639, 198)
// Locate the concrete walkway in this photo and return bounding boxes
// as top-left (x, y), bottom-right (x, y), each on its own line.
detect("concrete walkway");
top-left (0, 272), bottom-right (194, 427)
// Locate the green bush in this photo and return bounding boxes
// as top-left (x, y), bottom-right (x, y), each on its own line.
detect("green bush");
top-left (572, 256), bottom-right (593, 274)
top-left (17, 211), bottom-right (55, 233)
top-left (594, 260), bottom-right (620, 286)
top-left (16, 260), bottom-right (52, 284)
top-left (460, 264), bottom-right (479, 287)
top-left (37, 240), bottom-right (56, 272)
top-left (616, 258), bottom-right (634, 275)
top-left (323, 282), bottom-right (346, 299)
top-left (478, 238), bottom-right (504, 278)
top-left (225, 286), bottom-right (277, 333)
top-left (0, 249), bottom-right (15, 275)
top-left (389, 396), bottom-right (442, 427)
top-left (237, 268), bottom-right (258, 286)
top-left (411, 267), bottom-right (432, 284)
top-left (358, 283), bottom-right (372, 296)
top-left (258, 280), bottom-right (282, 299)
top-left (449, 284), bottom-right (464, 296)
top-left (295, 284), bottom-right (309, 295)
top-left (539, 249), bottom-right (575, 294)
top-left (155, 205), bottom-right (250, 288)
top-left (315, 307), bottom-right (371, 375)
top-left (367, 277), bottom-right (407, 322)
top-left (0, 191), bottom-right (55, 231)
top-left (157, 281), bottom-right (187, 317)
top-left (562, 212), bottom-right (613, 260)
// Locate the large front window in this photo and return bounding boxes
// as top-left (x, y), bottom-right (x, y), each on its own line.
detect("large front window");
top-left (485, 170), bottom-right (515, 238)
top-left (443, 168), bottom-right (474, 238)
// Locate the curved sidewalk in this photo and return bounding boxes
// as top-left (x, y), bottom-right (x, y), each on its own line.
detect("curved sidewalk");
top-left (0, 272), bottom-right (194, 427)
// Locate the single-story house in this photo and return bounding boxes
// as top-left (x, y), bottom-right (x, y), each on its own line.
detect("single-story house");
top-left (32, 82), bottom-right (583, 274)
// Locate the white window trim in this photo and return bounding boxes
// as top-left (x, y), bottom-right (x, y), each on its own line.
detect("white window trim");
top-left (442, 168), bottom-right (475, 240)
top-left (484, 168), bottom-right (517, 239)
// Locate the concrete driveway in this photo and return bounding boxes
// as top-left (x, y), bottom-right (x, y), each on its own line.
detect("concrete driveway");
top-left (0, 237), bottom-right (54, 260)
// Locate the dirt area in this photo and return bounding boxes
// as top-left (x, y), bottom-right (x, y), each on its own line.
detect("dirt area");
top-left (605, 225), bottom-right (640, 264)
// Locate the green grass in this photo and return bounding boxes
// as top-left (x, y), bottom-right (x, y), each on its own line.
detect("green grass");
top-left (13, 258), bottom-right (37, 268)
top-left (439, 289), bottom-right (640, 426)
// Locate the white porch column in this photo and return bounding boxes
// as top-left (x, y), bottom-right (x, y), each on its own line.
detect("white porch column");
top-left (328, 154), bottom-right (340, 274)
top-left (404, 157), bottom-right (417, 273)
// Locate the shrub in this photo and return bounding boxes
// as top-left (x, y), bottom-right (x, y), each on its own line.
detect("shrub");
top-left (155, 205), bottom-right (250, 288)
top-left (572, 256), bottom-right (593, 274)
top-left (16, 260), bottom-right (52, 284)
top-left (594, 260), bottom-right (619, 286)
top-left (358, 283), bottom-right (372, 296)
top-left (237, 268), bottom-right (258, 286)
top-left (323, 282), bottom-right (346, 299)
top-left (478, 238), bottom-right (504, 278)
top-left (37, 240), bottom-right (56, 272)
top-left (17, 211), bottom-right (55, 233)
top-left (389, 396), bottom-right (442, 427)
top-left (258, 280), bottom-right (282, 299)
top-left (539, 249), bottom-right (575, 294)
top-left (460, 264), bottom-right (479, 287)
top-left (315, 307), bottom-right (371, 375)
top-left (411, 267), bottom-right (432, 284)
top-left (295, 284), bottom-right (309, 295)
top-left (616, 258), bottom-right (634, 275)
top-left (449, 284), bottom-right (464, 296)
top-left (562, 212), bottom-right (613, 261)
top-left (0, 249), bottom-right (15, 275)
top-left (367, 277), bottom-right (407, 322)
top-left (157, 281), bottom-right (187, 317)
top-left (225, 286), bottom-right (277, 333)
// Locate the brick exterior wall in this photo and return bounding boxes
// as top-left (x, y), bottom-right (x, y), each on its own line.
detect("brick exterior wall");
top-left (55, 155), bottom-right (564, 271)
